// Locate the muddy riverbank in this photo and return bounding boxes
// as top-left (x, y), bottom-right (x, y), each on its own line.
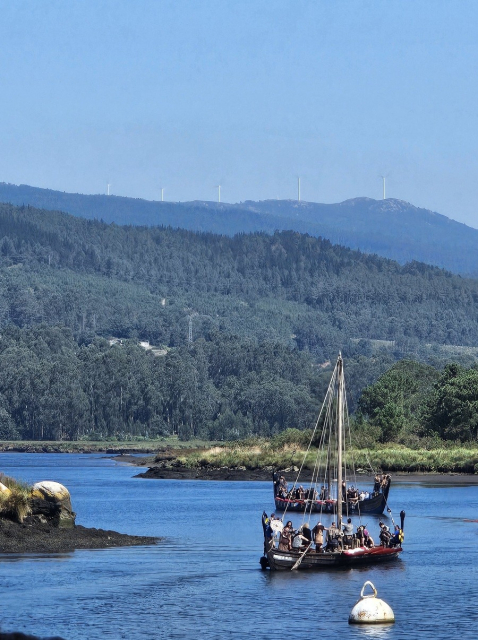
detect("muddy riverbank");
top-left (131, 458), bottom-right (478, 484)
top-left (0, 519), bottom-right (158, 553)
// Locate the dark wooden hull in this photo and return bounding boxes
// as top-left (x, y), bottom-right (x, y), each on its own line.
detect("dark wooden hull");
top-left (266, 545), bottom-right (402, 571)
top-left (274, 492), bottom-right (387, 515)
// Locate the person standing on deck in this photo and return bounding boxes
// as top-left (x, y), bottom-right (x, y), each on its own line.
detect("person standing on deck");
top-left (326, 521), bottom-right (342, 551)
top-left (301, 523), bottom-right (312, 548)
top-left (262, 512), bottom-right (275, 552)
top-left (343, 517), bottom-right (354, 548)
top-left (291, 526), bottom-right (307, 549)
top-left (379, 522), bottom-right (391, 547)
top-left (312, 522), bottom-right (325, 552)
top-left (278, 520), bottom-right (293, 551)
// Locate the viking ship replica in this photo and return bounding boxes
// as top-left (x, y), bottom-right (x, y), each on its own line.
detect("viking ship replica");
top-left (261, 353), bottom-right (404, 571)
top-left (273, 468), bottom-right (391, 515)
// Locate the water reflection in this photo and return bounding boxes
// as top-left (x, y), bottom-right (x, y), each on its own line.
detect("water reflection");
top-left (0, 553), bottom-right (73, 563)
top-left (352, 625), bottom-right (395, 639)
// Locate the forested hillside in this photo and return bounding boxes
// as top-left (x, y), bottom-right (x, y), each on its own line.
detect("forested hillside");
top-left (0, 201), bottom-right (478, 440)
top-left (2, 182), bottom-right (478, 276)
top-left (2, 202), bottom-right (478, 352)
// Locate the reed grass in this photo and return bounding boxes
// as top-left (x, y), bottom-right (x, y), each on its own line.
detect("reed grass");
top-left (176, 441), bottom-right (478, 474)
top-left (0, 474), bottom-right (32, 523)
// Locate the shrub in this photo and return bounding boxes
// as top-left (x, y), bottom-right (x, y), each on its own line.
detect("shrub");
top-left (0, 474), bottom-right (32, 523)
top-left (269, 428), bottom-right (312, 450)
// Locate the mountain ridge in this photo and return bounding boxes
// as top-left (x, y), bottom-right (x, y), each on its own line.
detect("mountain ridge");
top-left (0, 182), bottom-right (477, 276)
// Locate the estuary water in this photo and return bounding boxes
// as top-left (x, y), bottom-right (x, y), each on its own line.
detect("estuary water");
top-left (0, 453), bottom-right (477, 639)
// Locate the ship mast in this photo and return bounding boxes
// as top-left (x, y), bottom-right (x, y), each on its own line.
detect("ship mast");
top-left (337, 353), bottom-right (343, 530)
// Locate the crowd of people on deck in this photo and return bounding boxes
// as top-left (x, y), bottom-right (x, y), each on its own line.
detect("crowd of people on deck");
top-left (273, 473), bottom-right (391, 504)
top-left (262, 512), bottom-right (404, 554)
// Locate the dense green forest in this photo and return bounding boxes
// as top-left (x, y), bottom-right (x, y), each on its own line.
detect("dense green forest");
top-left (0, 326), bottom-right (322, 441)
top-left (0, 201), bottom-right (478, 441)
top-left (2, 182), bottom-right (478, 276)
top-left (356, 360), bottom-right (478, 444)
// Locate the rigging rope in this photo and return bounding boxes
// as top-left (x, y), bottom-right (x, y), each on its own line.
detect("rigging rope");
top-left (274, 354), bottom-right (386, 548)
top-left (280, 361), bottom-right (339, 523)
top-left (278, 355), bottom-right (377, 535)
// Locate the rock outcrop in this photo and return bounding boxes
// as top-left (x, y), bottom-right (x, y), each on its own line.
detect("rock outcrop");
top-left (29, 481), bottom-right (76, 528)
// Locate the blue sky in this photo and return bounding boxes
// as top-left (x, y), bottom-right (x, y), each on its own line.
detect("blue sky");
top-left (1, 0), bottom-right (477, 226)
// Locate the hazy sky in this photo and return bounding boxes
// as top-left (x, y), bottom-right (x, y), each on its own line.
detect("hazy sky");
top-left (1, 1), bottom-right (477, 226)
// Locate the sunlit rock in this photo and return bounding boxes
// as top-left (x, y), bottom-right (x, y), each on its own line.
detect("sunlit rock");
top-left (30, 481), bottom-right (76, 528)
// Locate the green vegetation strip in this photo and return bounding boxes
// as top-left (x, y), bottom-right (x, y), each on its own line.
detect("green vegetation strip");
top-left (0, 438), bottom-right (214, 453)
top-left (175, 441), bottom-right (478, 474)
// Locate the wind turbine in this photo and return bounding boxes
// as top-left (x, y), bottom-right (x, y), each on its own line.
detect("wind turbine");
top-left (107, 183), bottom-right (111, 196)
top-left (161, 188), bottom-right (164, 202)
top-left (216, 185), bottom-right (221, 203)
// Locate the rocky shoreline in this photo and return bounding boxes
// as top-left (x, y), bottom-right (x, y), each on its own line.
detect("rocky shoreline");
top-left (135, 464), bottom-right (273, 481)
top-left (0, 476), bottom-right (159, 554)
top-left (0, 519), bottom-right (158, 553)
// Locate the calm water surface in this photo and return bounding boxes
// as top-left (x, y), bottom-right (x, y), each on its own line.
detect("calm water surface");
top-left (0, 453), bottom-right (477, 639)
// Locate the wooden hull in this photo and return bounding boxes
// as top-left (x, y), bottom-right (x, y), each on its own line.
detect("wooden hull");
top-left (266, 545), bottom-right (402, 571)
top-left (274, 492), bottom-right (387, 515)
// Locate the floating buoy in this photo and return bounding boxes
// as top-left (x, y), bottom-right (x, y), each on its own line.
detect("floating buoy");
top-left (349, 581), bottom-right (395, 624)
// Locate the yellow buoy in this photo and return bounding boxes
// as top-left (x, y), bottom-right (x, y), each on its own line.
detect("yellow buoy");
top-left (349, 581), bottom-right (395, 624)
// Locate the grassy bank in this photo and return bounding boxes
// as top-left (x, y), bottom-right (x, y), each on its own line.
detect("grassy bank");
top-left (0, 437), bottom-right (214, 454)
top-left (171, 441), bottom-right (478, 474)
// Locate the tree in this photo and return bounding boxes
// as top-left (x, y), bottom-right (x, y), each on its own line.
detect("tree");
top-left (357, 360), bottom-right (439, 442)
top-left (423, 364), bottom-right (478, 441)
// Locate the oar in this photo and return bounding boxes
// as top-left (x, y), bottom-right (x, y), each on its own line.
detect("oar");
top-left (291, 542), bottom-right (312, 570)
top-left (387, 507), bottom-right (406, 545)
top-left (386, 506), bottom-right (396, 527)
